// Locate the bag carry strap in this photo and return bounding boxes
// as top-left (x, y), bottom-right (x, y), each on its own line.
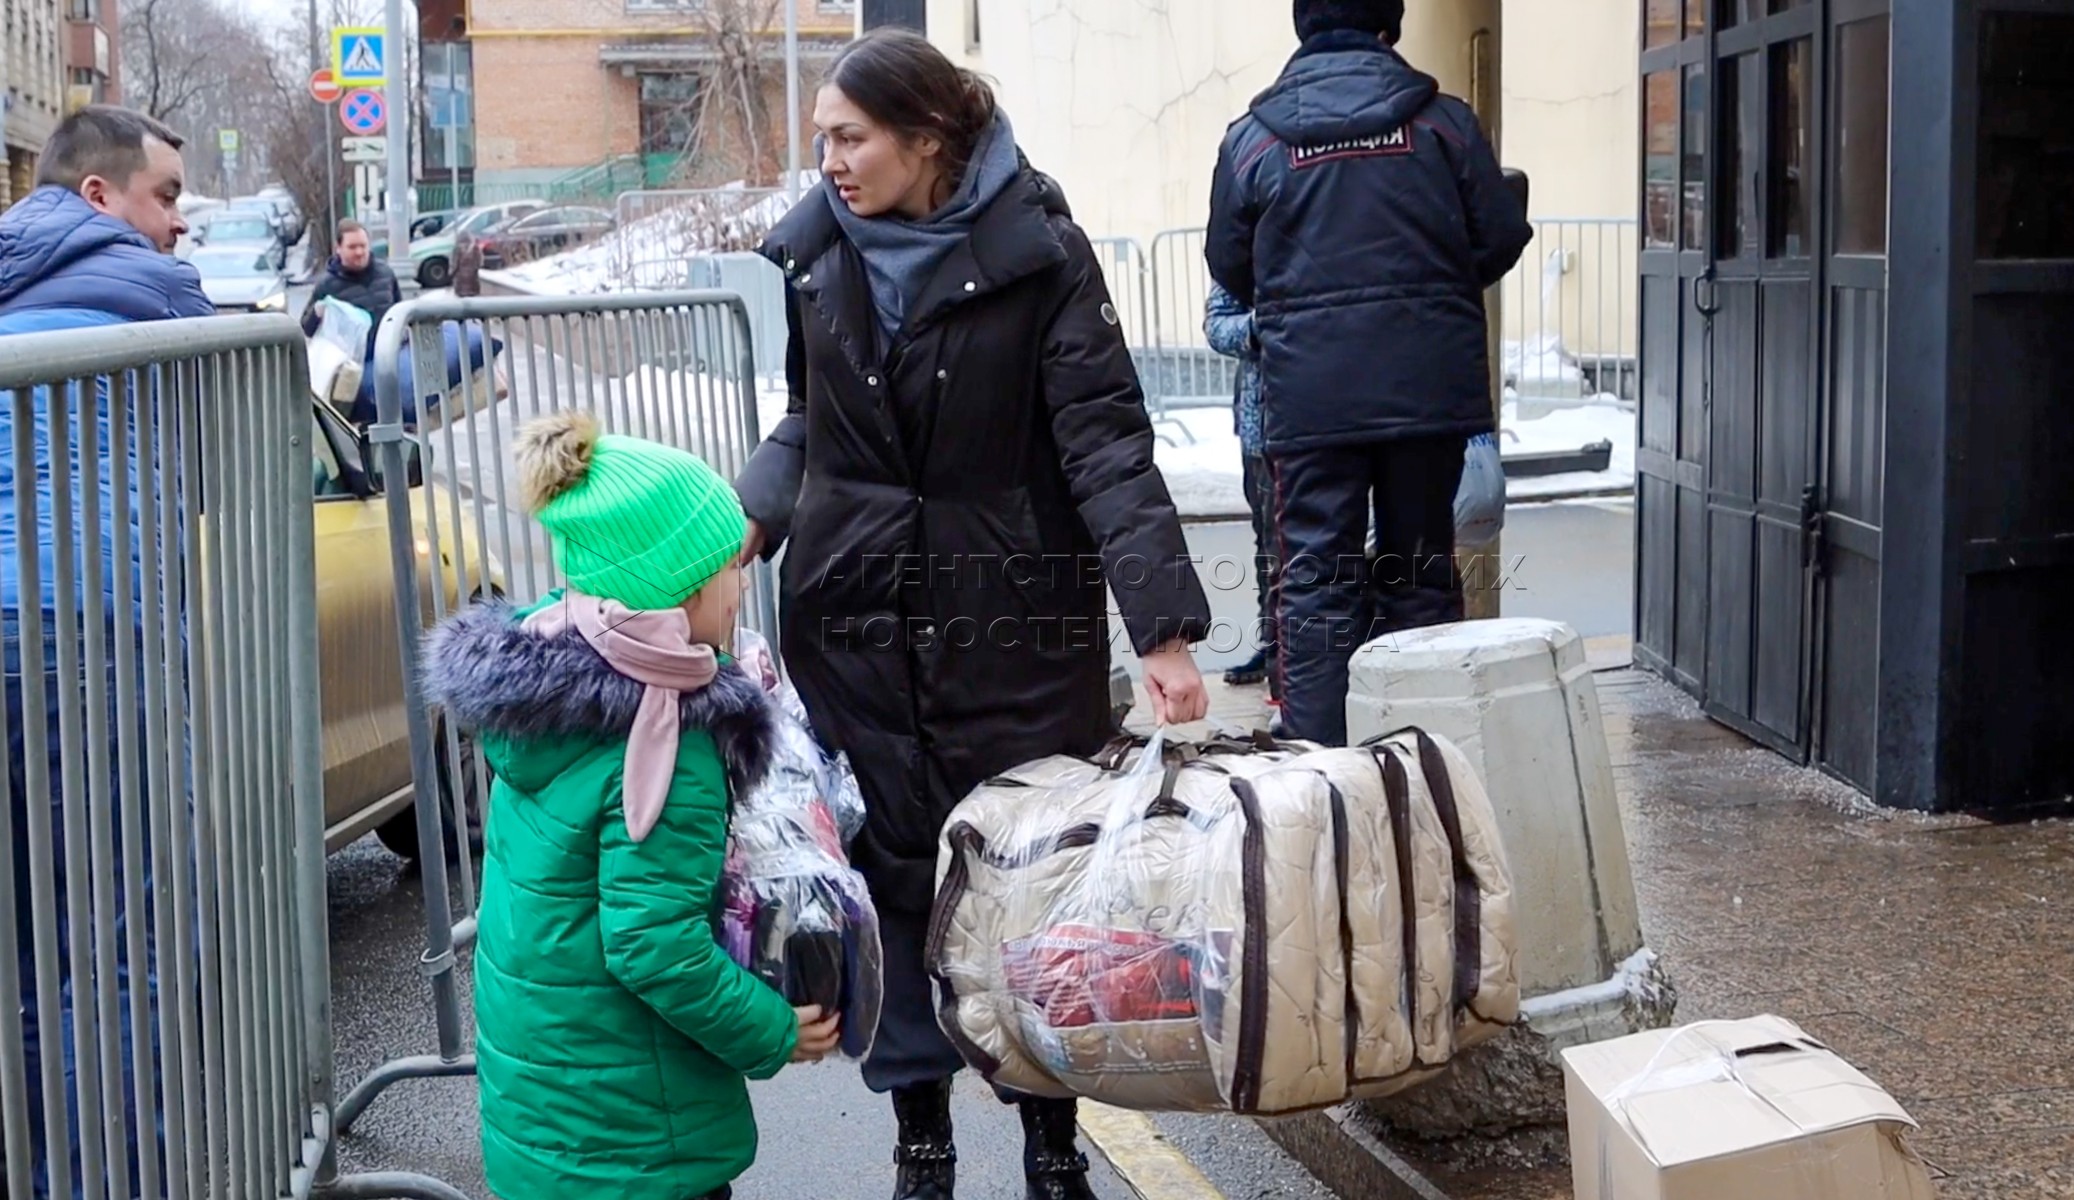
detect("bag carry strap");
top-left (1092, 734), bottom-right (1204, 773)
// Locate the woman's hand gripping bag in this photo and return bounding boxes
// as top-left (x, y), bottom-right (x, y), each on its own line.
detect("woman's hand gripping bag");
top-left (719, 628), bottom-right (882, 1059)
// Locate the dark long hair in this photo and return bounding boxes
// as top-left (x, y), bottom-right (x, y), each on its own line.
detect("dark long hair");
top-left (827, 28), bottom-right (999, 189)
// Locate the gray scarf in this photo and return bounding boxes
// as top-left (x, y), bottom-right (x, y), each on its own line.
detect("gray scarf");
top-left (822, 110), bottom-right (1024, 346)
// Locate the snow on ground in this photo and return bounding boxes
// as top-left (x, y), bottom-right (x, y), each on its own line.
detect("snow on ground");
top-left (1151, 398), bottom-right (1636, 519)
top-left (499, 174), bottom-right (819, 296)
top-left (1500, 396), bottom-right (1637, 501)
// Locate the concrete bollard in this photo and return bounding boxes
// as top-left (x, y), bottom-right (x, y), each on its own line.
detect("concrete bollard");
top-left (1345, 618), bottom-right (1676, 1145)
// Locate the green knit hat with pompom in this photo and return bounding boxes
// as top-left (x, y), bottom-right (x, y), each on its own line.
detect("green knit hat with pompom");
top-left (513, 410), bottom-right (746, 611)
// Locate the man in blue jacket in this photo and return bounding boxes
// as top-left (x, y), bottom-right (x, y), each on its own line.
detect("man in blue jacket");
top-left (0, 104), bottom-right (211, 1198)
top-left (1206, 0), bottom-right (1532, 745)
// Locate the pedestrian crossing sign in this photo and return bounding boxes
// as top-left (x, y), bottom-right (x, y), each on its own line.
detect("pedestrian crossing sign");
top-left (332, 27), bottom-right (386, 87)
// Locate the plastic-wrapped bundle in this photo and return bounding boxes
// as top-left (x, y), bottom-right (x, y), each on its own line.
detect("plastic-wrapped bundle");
top-left (720, 629), bottom-right (882, 1059)
top-left (733, 628), bottom-right (866, 847)
top-left (929, 727), bottom-right (1519, 1115)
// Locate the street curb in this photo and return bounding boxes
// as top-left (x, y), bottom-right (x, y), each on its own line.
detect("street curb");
top-left (1255, 1107), bottom-right (1455, 1200)
top-left (1077, 1104), bottom-right (1226, 1200)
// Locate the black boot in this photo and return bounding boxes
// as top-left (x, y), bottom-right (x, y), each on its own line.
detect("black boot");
top-left (1224, 647), bottom-right (1273, 686)
top-left (1020, 1097), bottom-right (1097, 1200)
top-left (891, 1079), bottom-right (956, 1200)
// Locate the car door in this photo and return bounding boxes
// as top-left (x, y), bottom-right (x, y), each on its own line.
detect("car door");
top-left (309, 400), bottom-right (414, 843)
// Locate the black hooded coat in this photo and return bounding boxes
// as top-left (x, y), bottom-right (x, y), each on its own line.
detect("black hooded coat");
top-left (736, 165), bottom-right (1212, 914)
top-left (1206, 32), bottom-right (1533, 452)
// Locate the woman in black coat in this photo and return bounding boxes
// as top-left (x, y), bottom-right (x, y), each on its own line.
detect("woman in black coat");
top-left (734, 28), bottom-right (1212, 1200)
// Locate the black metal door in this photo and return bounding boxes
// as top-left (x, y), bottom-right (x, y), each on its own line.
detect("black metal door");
top-left (1635, 2), bottom-right (1713, 695)
top-left (1700, 0), bottom-right (1826, 759)
top-left (1638, 0), bottom-right (1885, 767)
top-left (1809, 0), bottom-right (1890, 790)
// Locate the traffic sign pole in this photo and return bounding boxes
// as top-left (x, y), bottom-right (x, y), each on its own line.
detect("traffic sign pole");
top-left (381, 0), bottom-right (409, 275)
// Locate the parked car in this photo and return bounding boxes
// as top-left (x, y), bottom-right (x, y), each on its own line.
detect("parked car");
top-left (476, 206), bottom-right (616, 269)
top-left (410, 208), bottom-right (468, 241)
top-left (309, 388), bottom-right (500, 858)
top-left (192, 209), bottom-right (286, 250)
top-left (224, 195), bottom-right (303, 246)
top-left (408, 199), bottom-right (550, 287)
top-left (188, 243), bottom-right (290, 313)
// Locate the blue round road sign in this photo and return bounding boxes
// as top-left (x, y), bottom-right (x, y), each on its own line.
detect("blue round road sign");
top-left (339, 89), bottom-right (387, 136)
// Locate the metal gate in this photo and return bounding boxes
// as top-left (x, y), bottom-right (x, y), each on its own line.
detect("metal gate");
top-left (336, 291), bottom-right (776, 1134)
top-left (1635, 0), bottom-right (1891, 780)
top-left (0, 316), bottom-right (463, 1199)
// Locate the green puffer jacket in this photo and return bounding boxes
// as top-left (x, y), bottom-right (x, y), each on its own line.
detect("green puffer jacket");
top-left (425, 597), bottom-right (797, 1199)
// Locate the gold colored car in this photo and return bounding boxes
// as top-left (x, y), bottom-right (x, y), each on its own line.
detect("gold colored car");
top-left (310, 396), bottom-right (499, 858)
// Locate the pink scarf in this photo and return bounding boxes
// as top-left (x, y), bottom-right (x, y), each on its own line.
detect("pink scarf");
top-left (523, 592), bottom-right (719, 843)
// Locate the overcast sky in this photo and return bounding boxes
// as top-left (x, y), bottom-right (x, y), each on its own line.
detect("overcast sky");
top-left (230, 0), bottom-right (297, 36)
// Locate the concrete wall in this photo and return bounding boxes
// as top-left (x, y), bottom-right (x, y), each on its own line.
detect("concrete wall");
top-left (1499, 0), bottom-right (1638, 363)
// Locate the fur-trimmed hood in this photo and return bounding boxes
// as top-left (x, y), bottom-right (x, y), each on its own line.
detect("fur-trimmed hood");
top-left (423, 601), bottom-right (777, 797)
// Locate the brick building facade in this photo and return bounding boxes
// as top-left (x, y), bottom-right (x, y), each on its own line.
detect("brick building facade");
top-left (62, 0), bottom-right (116, 110)
top-left (450, 0), bottom-right (856, 193)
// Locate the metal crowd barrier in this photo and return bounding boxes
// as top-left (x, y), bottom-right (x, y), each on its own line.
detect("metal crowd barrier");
top-left (1084, 220), bottom-right (1639, 438)
top-left (0, 316), bottom-right (463, 1200)
top-left (338, 290), bottom-right (776, 1136)
top-left (1501, 217), bottom-right (1641, 402)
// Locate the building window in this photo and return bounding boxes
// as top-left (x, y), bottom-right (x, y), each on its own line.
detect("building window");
top-left (423, 41), bottom-right (475, 173)
top-left (1645, 71), bottom-right (1678, 248)
top-left (1767, 38), bottom-right (1810, 258)
top-left (1682, 65), bottom-right (1707, 253)
top-left (1833, 15), bottom-right (1888, 257)
top-left (639, 73), bottom-right (703, 161)
top-left (819, 0), bottom-right (858, 12)
top-left (1977, 11), bottom-right (2074, 259)
top-left (1717, 55), bottom-right (1754, 258)
top-left (1645, 0), bottom-right (1679, 50)
top-left (626, 0), bottom-right (709, 12)
top-left (67, 0), bottom-right (96, 21)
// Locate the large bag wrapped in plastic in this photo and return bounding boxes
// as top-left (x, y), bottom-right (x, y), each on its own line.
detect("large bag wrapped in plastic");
top-left (719, 628), bottom-right (880, 1059)
top-left (929, 727), bottom-right (1518, 1115)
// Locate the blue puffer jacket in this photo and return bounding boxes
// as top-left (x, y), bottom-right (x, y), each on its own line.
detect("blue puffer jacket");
top-left (0, 186), bottom-right (215, 613)
top-left (1207, 32), bottom-right (1533, 452)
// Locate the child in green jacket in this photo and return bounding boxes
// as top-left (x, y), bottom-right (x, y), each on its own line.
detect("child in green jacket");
top-left (425, 411), bottom-right (841, 1200)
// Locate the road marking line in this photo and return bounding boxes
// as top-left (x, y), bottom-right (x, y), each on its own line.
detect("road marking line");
top-left (1078, 1102), bottom-right (1226, 1200)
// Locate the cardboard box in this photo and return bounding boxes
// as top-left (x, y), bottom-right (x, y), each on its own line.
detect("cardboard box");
top-left (1562, 1014), bottom-right (1936, 1200)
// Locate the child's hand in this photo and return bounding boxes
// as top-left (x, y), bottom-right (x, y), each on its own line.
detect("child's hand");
top-left (791, 1005), bottom-right (841, 1063)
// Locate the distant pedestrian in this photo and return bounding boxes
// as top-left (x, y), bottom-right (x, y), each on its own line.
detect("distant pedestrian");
top-left (424, 412), bottom-right (840, 1200)
top-left (1206, 0), bottom-right (1532, 746)
top-left (301, 218), bottom-right (400, 335)
top-left (0, 102), bottom-right (213, 1199)
top-left (452, 229), bottom-right (483, 297)
top-left (1203, 281), bottom-right (1277, 698)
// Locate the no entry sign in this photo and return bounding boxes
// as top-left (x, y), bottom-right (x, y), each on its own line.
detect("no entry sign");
top-left (309, 69), bottom-right (341, 105)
